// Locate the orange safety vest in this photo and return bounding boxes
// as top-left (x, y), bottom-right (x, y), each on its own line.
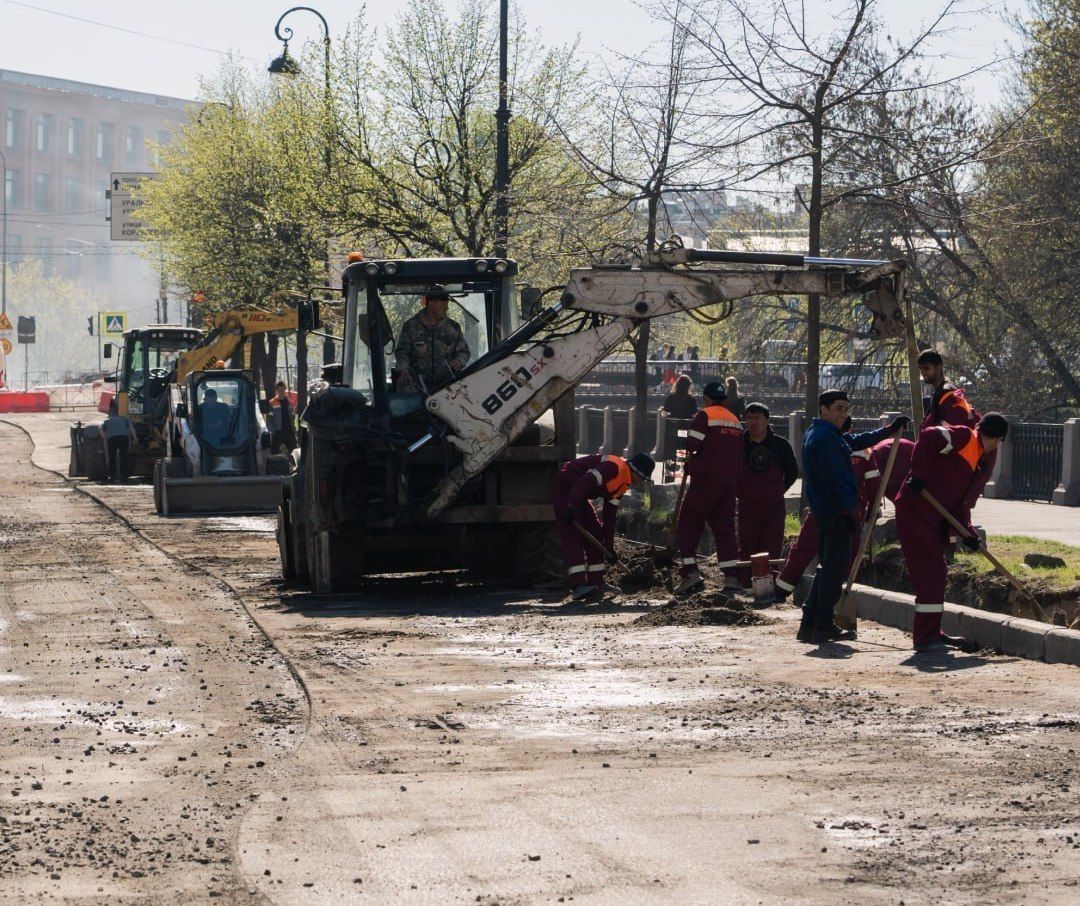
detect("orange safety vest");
top-left (702, 404), bottom-right (741, 431)
top-left (957, 431), bottom-right (982, 472)
top-left (603, 455), bottom-right (633, 499)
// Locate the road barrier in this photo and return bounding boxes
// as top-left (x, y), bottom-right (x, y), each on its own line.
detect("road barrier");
top-left (0, 391), bottom-right (50, 413)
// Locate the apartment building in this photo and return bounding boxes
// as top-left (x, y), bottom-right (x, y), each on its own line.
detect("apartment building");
top-left (1, 69), bottom-right (190, 299)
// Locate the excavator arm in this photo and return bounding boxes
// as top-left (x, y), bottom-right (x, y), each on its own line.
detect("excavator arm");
top-left (176, 309), bottom-right (300, 382)
top-left (418, 250), bottom-right (907, 518)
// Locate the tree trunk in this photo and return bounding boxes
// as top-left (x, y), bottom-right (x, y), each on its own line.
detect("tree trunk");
top-left (632, 193), bottom-right (662, 453)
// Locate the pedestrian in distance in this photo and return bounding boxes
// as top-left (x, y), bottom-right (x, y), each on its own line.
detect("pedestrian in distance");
top-left (102, 398), bottom-right (136, 484)
top-left (661, 374), bottom-right (698, 420)
top-left (798, 391), bottom-right (910, 644)
top-left (725, 376), bottom-right (746, 419)
top-left (675, 381), bottom-right (745, 595)
top-left (553, 451), bottom-right (655, 601)
top-left (895, 413), bottom-right (1009, 652)
top-left (268, 381), bottom-right (297, 454)
top-left (735, 403), bottom-right (799, 588)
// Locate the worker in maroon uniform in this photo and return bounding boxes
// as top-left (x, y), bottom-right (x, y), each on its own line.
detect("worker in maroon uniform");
top-left (736, 403), bottom-right (799, 587)
top-left (895, 413), bottom-right (1009, 651)
top-left (553, 451), bottom-right (655, 600)
top-left (675, 381), bottom-right (744, 595)
top-left (860, 436), bottom-right (915, 508)
top-left (775, 422), bottom-right (881, 599)
top-left (918, 349), bottom-right (980, 430)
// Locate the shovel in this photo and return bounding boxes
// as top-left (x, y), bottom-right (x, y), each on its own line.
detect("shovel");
top-left (918, 488), bottom-right (1048, 622)
top-left (574, 522), bottom-right (618, 563)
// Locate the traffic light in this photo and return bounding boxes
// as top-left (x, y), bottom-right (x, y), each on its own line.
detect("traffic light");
top-left (87, 316), bottom-right (95, 336)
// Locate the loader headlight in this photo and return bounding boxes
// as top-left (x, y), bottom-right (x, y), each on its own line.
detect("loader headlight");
top-left (383, 261), bottom-right (399, 275)
top-left (364, 262), bottom-right (380, 276)
top-left (493, 259), bottom-right (508, 274)
top-left (475, 260), bottom-right (489, 273)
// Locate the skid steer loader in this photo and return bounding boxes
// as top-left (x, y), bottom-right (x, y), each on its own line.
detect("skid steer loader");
top-left (276, 249), bottom-right (908, 593)
top-left (153, 368), bottom-right (289, 515)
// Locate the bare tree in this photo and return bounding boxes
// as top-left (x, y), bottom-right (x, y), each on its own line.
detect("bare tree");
top-left (668, 0), bottom-right (979, 416)
top-left (559, 0), bottom-right (726, 451)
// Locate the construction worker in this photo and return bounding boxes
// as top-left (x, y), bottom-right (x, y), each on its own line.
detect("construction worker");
top-left (895, 413), bottom-right (1009, 651)
top-left (861, 436), bottom-right (916, 508)
top-left (775, 420), bottom-right (890, 599)
top-left (268, 381), bottom-right (297, 453)
top-left (675, 381), bottom-right (744, 595)
top-left (396, 286), bottom-right (471, 392)
top-left (918, 349), bottom-right (979, 429)
top-left (554, 451), bottom-right (655, 600)
top-left (800, 391), bottom-right (909, 643)
top-left (736, 403), bottom-right (799, 587)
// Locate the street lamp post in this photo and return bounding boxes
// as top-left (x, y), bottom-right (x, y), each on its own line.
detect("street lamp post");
top-left (269, 5), bottom-right (332, 412)
top-left (493, 0), bottom-right (510, 258)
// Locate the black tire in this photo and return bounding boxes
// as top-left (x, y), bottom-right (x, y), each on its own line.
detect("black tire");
top-left (277, 504), bottom-right (297, 582)
top-left (311, 529), bottom-right (364, 594)
top-left (289, 474), bottom-right (310, 586)
top-left (152, 461), bottom-right (164, 515)
top-left (165, 457), bottom-right (188, 478)
top-left (511, 522), bottom-right (565, 586)
top-left (267, 454), bottom-right (290, 476)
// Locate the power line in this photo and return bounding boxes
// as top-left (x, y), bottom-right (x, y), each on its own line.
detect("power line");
top-left (2, 0), bottom-right (260, 63)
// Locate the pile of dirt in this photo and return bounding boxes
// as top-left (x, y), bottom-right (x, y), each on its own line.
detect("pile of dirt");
top-left (633, 591), bottom-right (776, 628)
top-left (609, 538), bottom-right (673, 594)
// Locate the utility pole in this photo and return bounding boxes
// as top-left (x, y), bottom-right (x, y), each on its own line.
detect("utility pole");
top-left (1, 148), bottom-right (8, 317)
top-left (493, 0), bottom-right (510, 258)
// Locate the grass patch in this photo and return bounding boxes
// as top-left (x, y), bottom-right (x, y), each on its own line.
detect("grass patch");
top-left (956, 535), bottom-right (1080, 590)
top-left (785, 511), bottom-right (801, 540)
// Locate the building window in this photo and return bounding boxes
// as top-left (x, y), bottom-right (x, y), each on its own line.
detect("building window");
top-left (5, 169), bottom-right (22, 209)
top-left (35, 114), bottom-right (54, 154)
top-left (67, 118), bottom-right (84, 157)
top-left (34, 173), bottom-right (52, 212)
top-left (65, 177), bottom-right (81, 212)
top-left (4, 108), bottom-right (22, 149)
top-left (96, 123), bottom-right (114, 163)
top-left (124, 125), bottom-right (143, 165)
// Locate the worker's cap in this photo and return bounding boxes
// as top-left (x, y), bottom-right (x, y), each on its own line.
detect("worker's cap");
top-left (702, 381), bottom-right (726, 401)
top-left (979, 412), bottom-right (1009, 439)
top-left (818, 389), bottom-right (848, 407)
top-left (627, 452), bottom-right (655, 481)
top-left (423, 285), bottom-right (451, 302)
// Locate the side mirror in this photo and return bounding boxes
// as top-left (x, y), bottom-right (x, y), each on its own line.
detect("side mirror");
top-left (102, 373), bottom-right (117, 384)
top-left (175, 402), bottom-right (188, 420)
top-left (103, 343), bottom-right (114, 360)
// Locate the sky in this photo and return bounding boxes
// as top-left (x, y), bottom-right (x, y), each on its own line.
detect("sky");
top-left (0, 0), bottom-right (1021, 105)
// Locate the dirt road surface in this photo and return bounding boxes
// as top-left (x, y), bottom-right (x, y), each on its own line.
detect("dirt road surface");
top-left (2, 413), bottom-right (1079, 904)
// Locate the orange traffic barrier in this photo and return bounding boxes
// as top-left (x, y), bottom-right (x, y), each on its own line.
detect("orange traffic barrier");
top-left (98, 390), bottom-right (116, 413)
top-left (0, 391), bottom-right (50, 413)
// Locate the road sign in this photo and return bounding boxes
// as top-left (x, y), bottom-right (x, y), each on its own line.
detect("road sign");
top-left (0, 338), bottom-right (11, 355)
top-left (17, 316), bottom-right (35, 344)
top-left (0, 312), bottom-right (11, 332)
top-left (102, 311), bottom-right (127, 335)
top-left (107, 172), bottom-right (156, 241)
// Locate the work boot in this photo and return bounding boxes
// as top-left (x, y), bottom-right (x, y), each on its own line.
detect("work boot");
top-left (796, 613), bottom-right (814, 643)
top-left (914, 638), bottom-right (949, 653)
top-left (593, 581), bottom-right (620, 597)
top-left (571, 584), bottom-right (602, 602)
top-left (811, 623), bottom-right (857, 644)
top-left (675, 570), bottom-right (706, 596)
top-left (942, 634), bottom-right (979, 653)
top-left (773, 586), bottom-right (790, 603)
top-left (722, 575), bottom-right (744, 592)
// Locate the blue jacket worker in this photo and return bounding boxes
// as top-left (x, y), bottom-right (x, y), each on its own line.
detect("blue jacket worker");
top-left (799, 390), bottom-right (909, 644)
top-left (102, 399), bottom-right (137, 484)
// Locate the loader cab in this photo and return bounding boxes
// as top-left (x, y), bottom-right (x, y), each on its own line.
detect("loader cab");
top-left (117, 326), bottom-right (202, 418)
top-left (187, 370), bottom-right (265, 476)
top-left (341, 258), bottom-right (520, 419)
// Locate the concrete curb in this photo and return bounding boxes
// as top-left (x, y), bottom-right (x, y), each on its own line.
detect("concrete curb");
top-left (844, 583), bottom-right (1080, 666)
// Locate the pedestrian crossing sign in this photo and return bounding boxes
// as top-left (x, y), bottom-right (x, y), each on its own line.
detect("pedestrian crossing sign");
top-left (102, 312), bottom-right (126, 335)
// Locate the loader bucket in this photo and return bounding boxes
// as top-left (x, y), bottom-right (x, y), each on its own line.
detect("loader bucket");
top-left (157, 474), bottom-right (284, 517)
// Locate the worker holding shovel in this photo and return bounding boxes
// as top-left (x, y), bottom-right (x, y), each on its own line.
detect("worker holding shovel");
top-left (895, 413), bottom-right (1009, 652)
top-left (553, 452), bottom-right (655, 601)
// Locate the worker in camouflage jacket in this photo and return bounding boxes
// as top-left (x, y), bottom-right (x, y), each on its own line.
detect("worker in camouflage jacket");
top-left (395, 287), bottom-right (471, 392)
